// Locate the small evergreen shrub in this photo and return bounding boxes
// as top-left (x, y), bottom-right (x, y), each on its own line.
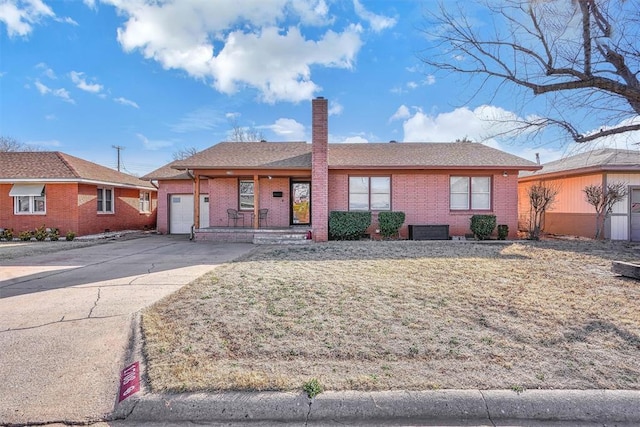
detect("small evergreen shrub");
top-left (470, 215), bottom-right (496, 240)
top-left (329, 211), bottom-right (371, 240)
top-left (48, 228), bottom-right (60, 241)
top-left (378, 211), bottom-right (406, 239)
top-left (66, 231), bottom-right (76, 241)
top-left (19, 230), bottom-right (33, 241)
top-left (1, 228), bottom-right (13, 241)
top-left (497, 224), bottom-right (509, 240)
top-left (34, 225), bottom-right (48, 241)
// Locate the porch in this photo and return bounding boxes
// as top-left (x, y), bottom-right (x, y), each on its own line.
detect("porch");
top-left (193, 226), bottom-right (313, 244)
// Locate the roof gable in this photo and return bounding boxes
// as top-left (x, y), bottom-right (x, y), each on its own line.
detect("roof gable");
top-left (0, 151), bottom-right (155, 189)
top-left (520, 148), bottom-right (640, 179)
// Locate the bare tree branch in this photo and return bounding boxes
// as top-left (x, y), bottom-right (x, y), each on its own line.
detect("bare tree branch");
top-left (421, 0), bottom-right (640, 143)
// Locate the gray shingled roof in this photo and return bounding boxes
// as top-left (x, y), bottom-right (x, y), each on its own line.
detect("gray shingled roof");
top-left (168, 141), bottom-right (539, 171)
top-left (520, 148), bottom-right (640, 179)
top-left (0, 151), bottom-right (156, 189)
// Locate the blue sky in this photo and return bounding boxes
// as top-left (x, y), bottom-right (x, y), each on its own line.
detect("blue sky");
top-left (1, 0), bottom-right (637, 176)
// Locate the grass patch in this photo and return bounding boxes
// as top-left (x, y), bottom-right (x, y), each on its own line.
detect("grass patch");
top-left (143, 240), bottom-right (640, 392)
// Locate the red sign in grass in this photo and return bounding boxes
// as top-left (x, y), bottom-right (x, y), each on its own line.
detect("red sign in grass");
top-left (118, 361), bottom-right (140, 402)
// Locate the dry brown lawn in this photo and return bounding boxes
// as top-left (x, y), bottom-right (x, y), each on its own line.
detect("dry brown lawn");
top-left (143, 239), bottom-right (640, 393)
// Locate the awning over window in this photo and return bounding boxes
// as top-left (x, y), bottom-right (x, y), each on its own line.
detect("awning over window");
top-left (9, 184), bottom-right (45, 197)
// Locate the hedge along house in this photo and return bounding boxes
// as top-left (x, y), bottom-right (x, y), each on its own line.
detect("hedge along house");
top-left (0, 151), bottom-right (157, 237)
top-left (518, 148), bottom-right (640, 241)
top-left (146, 97), bottom-right (541, 242)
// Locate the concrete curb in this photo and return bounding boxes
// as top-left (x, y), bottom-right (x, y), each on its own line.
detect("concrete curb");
top-left (116, 389), bottom-right (640, 424)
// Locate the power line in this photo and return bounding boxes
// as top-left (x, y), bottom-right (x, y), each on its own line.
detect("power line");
top-left (112, 145), bottom-right (125, 171)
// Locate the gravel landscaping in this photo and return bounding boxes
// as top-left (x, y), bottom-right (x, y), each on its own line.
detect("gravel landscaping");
top-left (142, 238), bottom-right (640, 393)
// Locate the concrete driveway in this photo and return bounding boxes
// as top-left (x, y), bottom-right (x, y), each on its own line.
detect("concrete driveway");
top-left (0, 235), bottom-right (254, 425)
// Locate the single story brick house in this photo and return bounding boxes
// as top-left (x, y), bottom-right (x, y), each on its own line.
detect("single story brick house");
top-left (0, 151), bottom-right (157, 237)
top-left (144, 97), bottom-right (540, 242)
top-left (518, 148), bottom-right (640, 241)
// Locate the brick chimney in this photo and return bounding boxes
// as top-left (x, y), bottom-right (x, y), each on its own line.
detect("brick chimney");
top-left (311, 97), bottom-right (329, 242)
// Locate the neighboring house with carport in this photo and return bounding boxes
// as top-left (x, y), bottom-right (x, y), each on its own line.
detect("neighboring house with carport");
top-left (145, 97), bottom-right (541, 242)
top-left (0, 151), bottom-right (157, 236)
top-left (518, 148), bottom-right (640, 241)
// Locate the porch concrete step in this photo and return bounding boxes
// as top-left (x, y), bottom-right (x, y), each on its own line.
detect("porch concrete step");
top-left (253, 233), bottom-right (312, 245)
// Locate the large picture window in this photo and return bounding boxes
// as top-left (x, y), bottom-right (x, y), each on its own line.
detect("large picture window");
top-left (450, 176), bottom-right (491, 210)
top-left (349, 176), bottom-right (391, 211)
top-left (97, 187), bottom-right (114, 213)
top-left (239, 180), bottom-right (254, 210)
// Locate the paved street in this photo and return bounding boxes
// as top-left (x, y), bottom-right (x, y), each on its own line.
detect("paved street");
top-left (0, 235), bottom-right (254, 425)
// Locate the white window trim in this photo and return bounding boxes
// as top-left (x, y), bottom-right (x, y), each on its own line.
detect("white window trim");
top-left (14, 195), bottom-right (46, 215)
top-left (97, 187), bottom-right (115, 214)
top-left (348, 176), bottom-right (391, 211)
top-left (139, 191), bottom-right (151, 213)
top-left (239, 180), bottom-right (255, 211)
top-left (450, 176), bottom-right (492, 211)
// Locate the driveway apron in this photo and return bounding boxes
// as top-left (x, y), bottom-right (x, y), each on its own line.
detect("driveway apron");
top-left (0, 235), bottom-right (254, 425)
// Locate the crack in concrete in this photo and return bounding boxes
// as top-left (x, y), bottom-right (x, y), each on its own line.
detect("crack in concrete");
top-left (305, 398), bottom-right (313, 426)
top-left (0, 314), bottom-right (124, 333)
top-left (479, 390), bottom-right (496, 427)
top-left (87, 288), bottom-right (101, 318)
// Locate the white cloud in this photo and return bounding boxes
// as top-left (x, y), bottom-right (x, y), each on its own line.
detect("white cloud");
top-left (0, 0), bottom-right (75, 37)
top-left (328, 100), bottom-right (343, 116)
top-left (33, 79), bottom-right (74, 103)
top-left (352, 0), bottom-right (396, 33)
top-left (136, 133), bottom-right (173, 150)
top-left (83, 0), bottom-right (96, 8)
top-left (269, 118), bottom-right (306, 141)
top-left (170, 107), bottom-right (222, 133)
top-left (27, 139), bottom-right (61, 147)
top-left (102, 0), bottom-right (363, 103)
top-left (424, 75), bottom-right (436, 85)
top-left (114, 96), bottom-right (139, 108)
top-left (36, 62), bottom-right (56, 79)
top-left (407, 81), bottom-right (418, 90)
top-left (70, 71), bottom-right (103, 93)
top-left (340, 136), bottom-right (368, 143)
top-left (389, 105), bottom-right (410, 122)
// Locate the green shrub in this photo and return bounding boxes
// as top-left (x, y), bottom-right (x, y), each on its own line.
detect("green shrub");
top-left (329, 211), bottom-right (371, 240)
top-left (497, 224), bottom-right (509, 240)
top-left (19, 230), bottom-right (33, 241)
top-left (34, 225), bottom-right (48, 241)
top-left (302, 378), bottom-right (323, 398)
top-left (378, 211), bottom-right (406, 239)
top-left (48, 228), bottom-right (60, 241)
top-left (66, 231), bottom-right (76, 241)
top-left (470, 215), bottom-right (496, 240)
top-left (1, 228), bottom-right (14, 241)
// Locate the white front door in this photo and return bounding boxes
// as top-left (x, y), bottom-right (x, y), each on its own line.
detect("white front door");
top-left (199, 195), bottom-right (210, 228)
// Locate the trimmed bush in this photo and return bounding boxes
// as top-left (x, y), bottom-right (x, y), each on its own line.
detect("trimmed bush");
top-left (470, 215), bottom-right (496, 240)
top-left (66, 231), bottom-right (76, 241)
top-left (1, 228), bottom-right (13, 241)
top-left (34, 225), bottom-right (48, 241)
top-left (329, 211), bottom-right (371, 240)
top-left (378, 211), bottom-right (406, 239)
top-left (19, 230), bottom-right (33, 241)
top-left (497, 224), bottom-right (509, 240)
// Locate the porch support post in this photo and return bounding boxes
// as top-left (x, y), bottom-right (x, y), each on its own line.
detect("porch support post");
top-left (253, 174), bottom-right (259, 229)
top-left (194, 173), bottom-right (200, 229)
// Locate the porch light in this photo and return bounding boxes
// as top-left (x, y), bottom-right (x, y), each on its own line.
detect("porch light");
top-left (502, 171), bottom-right (508, 177)
top-left (226, 171), bottom-right (234, 175)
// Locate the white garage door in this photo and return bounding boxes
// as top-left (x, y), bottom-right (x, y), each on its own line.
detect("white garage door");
top-left (169, 194), bottom-right (210, 234)
top-left (170, 194), bottom-right (194, 234)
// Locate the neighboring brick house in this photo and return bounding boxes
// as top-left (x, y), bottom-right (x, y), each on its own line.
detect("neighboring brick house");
top-left (518, 149), bottom-right (640, 241)
top-left (0, 152), bottom-right (157, 236)
top-left (145, 97), bottom-right (540, 241)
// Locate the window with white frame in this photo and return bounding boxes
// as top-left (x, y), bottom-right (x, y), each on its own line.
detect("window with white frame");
top-left (450, 176), bottom-right (491, 210)
top-left (139, 191), bottom-right (151, 213)
top-left (97, 187), bottom-right (114, 213)
top-left (239, 180), bottom-right (254, 210)
top-left (11, 184), bottom-right (46, 215)
top-left (349, 176), bottom-right (391, 211)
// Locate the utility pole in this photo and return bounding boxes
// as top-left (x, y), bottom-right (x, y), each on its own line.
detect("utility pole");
top-left (112, 145), bottom-right (125, 171)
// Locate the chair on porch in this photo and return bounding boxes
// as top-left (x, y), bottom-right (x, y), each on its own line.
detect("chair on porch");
top-left (227, 208), bottom-right (245, 227)
top-left (258, 208), bottom-right (269, 228)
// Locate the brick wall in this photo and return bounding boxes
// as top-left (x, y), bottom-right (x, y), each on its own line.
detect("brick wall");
top-left (311, 97), bottom-right (329, 241)
top-left (327, 171), bottom-right (521, 239)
